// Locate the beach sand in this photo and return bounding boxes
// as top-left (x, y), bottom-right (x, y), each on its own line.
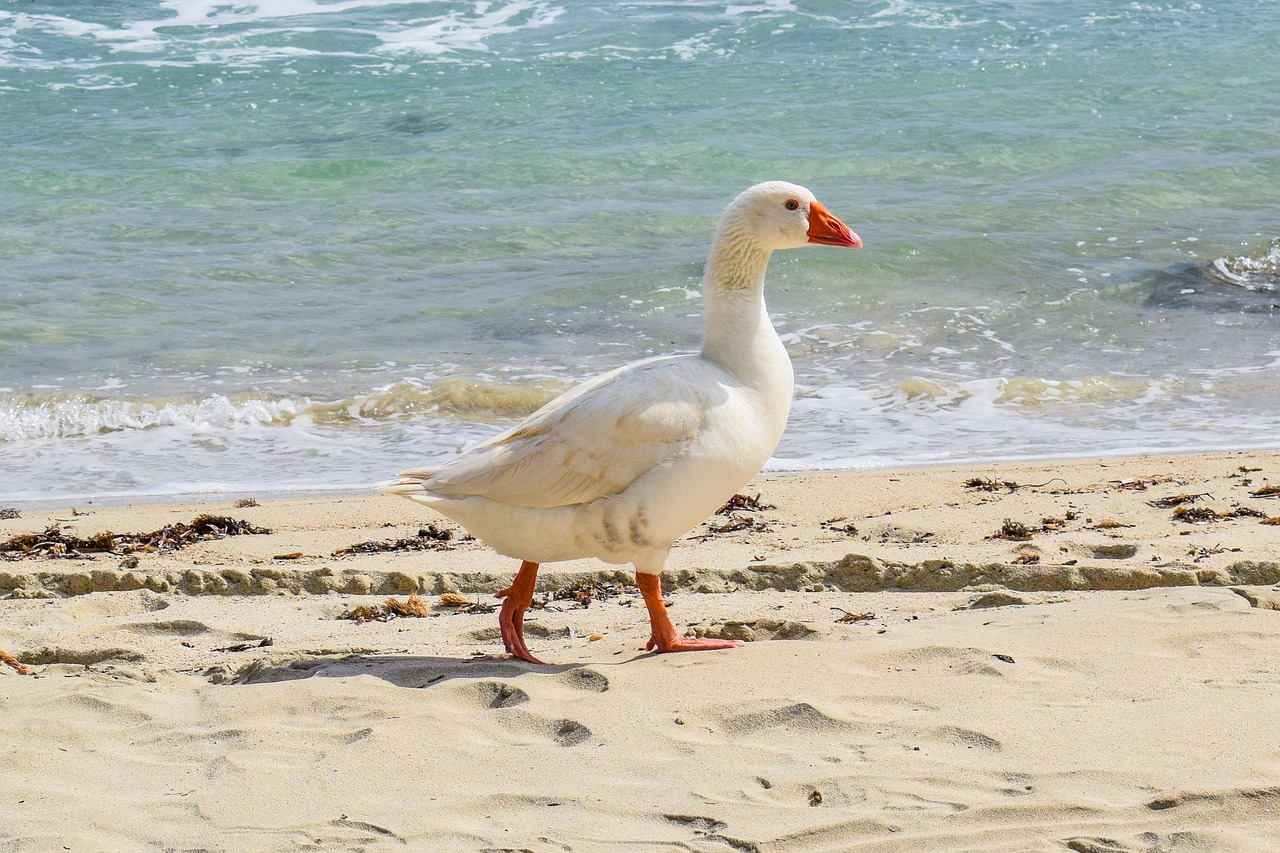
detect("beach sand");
top-left (2, 451), bottom-right (1279, 851)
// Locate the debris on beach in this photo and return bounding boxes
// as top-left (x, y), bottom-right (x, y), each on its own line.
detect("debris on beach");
top-left (1109, 475), bottom-right (1174, 491)
top-left (695, 514), bottom-right (770, 538)
top-left (214, 638), bottom-right (273, 653)
top-left (548, 580), bottom-right (633, 608)
top-left (0, 515), bottom-right (270, 560)
top-left (965, 477), bottom-right (1019, 492)
top-left (437, 593), bottom-right (497, 614)
top-left (965, 477), bottom-right (1067, 493)
top-left (821, 517), bottom-right (859, 535)
top-left (993, 519), bottom-right (1033, 541)
top-left (716, 492), bottom-right (775, 514)
top-left (1013, 548), bottom-right (1041, 565)
top-left (1147, 493), bottom-right (1213, 509)
top-left (332, 525), bottom-right (460, 556)
top-left (832, 608), bottom-right (875, 623)
top-left (1249, 485), bottom-right (1280, 499)
top-left (1173, 505), bottom-right (1265, 524)
top-left (1188, 544), bottom-right (1243, 563)
top-left (0, 648), bottom-right (32, 675)
top-left (0, 508), bottom-right (19, 520)
top-left (234, 498), bottom-right (260, 508)
top-left (339, 594), bottom-right (435, 623)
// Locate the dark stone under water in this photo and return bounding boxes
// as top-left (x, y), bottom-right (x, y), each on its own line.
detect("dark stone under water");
top-left (1143, 238), bottom-right (1280, 313)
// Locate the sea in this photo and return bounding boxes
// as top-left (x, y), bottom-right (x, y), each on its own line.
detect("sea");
top-left (2, 0), bottom-right (1278, 503)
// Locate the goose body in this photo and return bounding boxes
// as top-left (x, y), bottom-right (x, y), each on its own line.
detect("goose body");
top-left (383, 182), bottom-right (860, 662)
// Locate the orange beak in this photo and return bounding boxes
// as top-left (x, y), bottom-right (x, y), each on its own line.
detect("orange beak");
top-left (807, 200), bottom-right (862, 248)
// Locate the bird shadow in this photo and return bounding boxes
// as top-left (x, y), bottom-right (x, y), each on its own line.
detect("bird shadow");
top-left (227, 650), bottom-right (620, 693)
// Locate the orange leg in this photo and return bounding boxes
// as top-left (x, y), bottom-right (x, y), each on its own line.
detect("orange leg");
top-left (495, 560), bottom-right (545, 664)
top-left (637, 573), bottom-right (743, 654)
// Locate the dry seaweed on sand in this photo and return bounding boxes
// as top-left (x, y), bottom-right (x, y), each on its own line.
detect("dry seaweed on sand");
top-left (964, 477), bottom-right (1019, 492)
top-left (0, 508), bottom-right (19, 520)
top-left (992, 519), bottom-right (1033, 541)
top-left (339, 594), bottom-right (437, 623)
top-left (1188, 544), bottom-right (1243, 563)
top-left (214, 638), bottom-right (273, 653)
top-left (1089, 518), bottom-right (1134, 530)
top-left (437, 593), bottom-right (497, 614)
top-left (0, 515), bottom-right (270, 560)
top-left (1013, 548), bottom-right (1041, 565)
top-left (332, 524), bottom-right (460, 556)
top-left (832, 608), bottom-right (875, 624)
top-left (1147, 493), bottom-right (1213, 509)
top-left (1249, 485), bottom-right (1280, 499)
top-left (1261, 517), bottom-right (1280, 526)
top-left (549, 580), bottom-right (634, 608)
top-left (234, 498), bottom-right (260, 508)
top-left (821, 517), bottom-right (859, 535)
top-left (694, 514), bottom-right (770, 539)
top-left (965, 477), bottom-right (1066, 493)
top-left (0, 648), bottom-right (32, 675)
top-left (716, 492), bottom-right (775, 514)
top-left (1109, 475), bottom-right (1174, 491)
top-left (1173, 505), bottom-right (1265, 524)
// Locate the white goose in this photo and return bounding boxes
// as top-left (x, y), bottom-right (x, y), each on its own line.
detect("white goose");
top-left (383, 182), bottom-right (860, 663)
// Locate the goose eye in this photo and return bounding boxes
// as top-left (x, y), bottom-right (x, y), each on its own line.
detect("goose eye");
top-left (784, 199), bottom-right (800, 211)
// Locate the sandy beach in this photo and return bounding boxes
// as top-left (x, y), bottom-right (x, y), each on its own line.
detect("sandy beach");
top-left (2, 450), bottom-right (1279, 851)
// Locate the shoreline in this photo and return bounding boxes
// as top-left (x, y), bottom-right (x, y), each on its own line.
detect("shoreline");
top-left (3, 449), bottom-right (1279, 600)
top-left (7, 440), bottom-right (1280, 510)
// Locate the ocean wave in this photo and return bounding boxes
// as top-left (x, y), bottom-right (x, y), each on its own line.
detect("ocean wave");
top-left (1210, 238), bottom-right (1280, 292)
top-left (0, 0), bottom-right (567, 69)
top-left (0, 378), bottom-right (565, 443)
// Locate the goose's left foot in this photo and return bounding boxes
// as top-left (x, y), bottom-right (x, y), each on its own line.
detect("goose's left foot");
top-left (496, 560), bottom-right (546, 665)
top-left (637, 573), bottom-right (744, 655)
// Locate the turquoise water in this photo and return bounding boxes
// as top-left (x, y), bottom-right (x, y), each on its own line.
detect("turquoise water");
top-left (1, 1), bottom-right (1278, 501)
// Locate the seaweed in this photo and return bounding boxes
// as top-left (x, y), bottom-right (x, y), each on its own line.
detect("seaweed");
top-left (993, 519), bottom-right (1033, 541)
top-left (0, 515), bottom-right (270, 560)
top-left (966, 477), bottom-right (1067, 493)
top-left (965, 477), bottom-right (1018, 492)
top-left (1109, 476), bottom-right (1173, 491)
top-left (695, 515), bottom-right (770, 539)
top-left (821, 517), bottom-right (859, 535)
top-left (339, 594), bottom-right (435, 623)
top-left (549, 580), bottom-right (633, 608)
top-left (234, 498), bottom-right (260, 508)
top-left (0, 648), bottom-right (31, 675)
top-left (0, 508), bottom-right (19, 520)
top-left (437, 593), bottom-right (497, 614)
top-left (1249, 485), bottom-right (1280, 499)
top-left (716, 493), bottom-right (775, 514)
top-left (332, 525), bottom-right (459, 556)
top-left (1173, 505), bottom-right (1265, 524)
top-left (1147, 493), bottom-right (1212, 509)
top-left (832, 608), bottom-right (876, 623)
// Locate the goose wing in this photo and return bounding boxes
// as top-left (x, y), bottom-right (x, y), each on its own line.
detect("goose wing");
top-left (397, 355), bottom-right (713, 508)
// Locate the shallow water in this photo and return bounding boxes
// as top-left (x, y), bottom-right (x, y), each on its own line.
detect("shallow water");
top-left (1, 1), bottom-right (1278, 501)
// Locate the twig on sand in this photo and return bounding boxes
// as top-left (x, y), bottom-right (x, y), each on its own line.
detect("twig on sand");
top-left (0, 648), bottom-right (32, 675)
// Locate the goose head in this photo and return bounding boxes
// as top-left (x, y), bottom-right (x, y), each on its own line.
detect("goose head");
top-left (720, 181), bottom-right (862, 253)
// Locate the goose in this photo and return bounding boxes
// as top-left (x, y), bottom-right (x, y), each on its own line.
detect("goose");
top-left (382, 182), bottom-right (860, 663)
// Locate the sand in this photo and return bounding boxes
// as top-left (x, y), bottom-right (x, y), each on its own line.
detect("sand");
top-left (1, 450), bottom-right (1278, 851)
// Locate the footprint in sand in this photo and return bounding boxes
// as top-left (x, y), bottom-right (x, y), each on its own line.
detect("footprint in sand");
top-left (560, 667), bottom-right (609, 692)
top-left (552, 719), bottom-right (591, 746)
top-left (470, 680), bottom-right (530, 709)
